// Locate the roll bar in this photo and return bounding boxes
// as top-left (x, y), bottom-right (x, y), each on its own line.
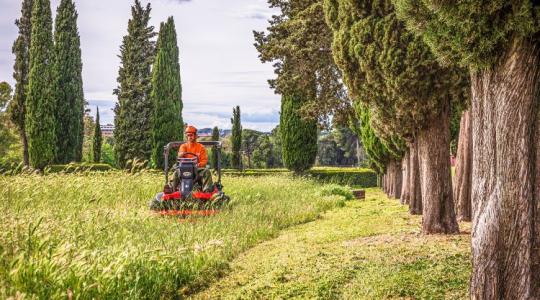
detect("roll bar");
top-left (163, 141), bottom-right (222, 185)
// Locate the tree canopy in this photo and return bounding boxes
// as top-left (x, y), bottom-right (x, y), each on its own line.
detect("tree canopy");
top-left (324, 0), bottom-right (465, 142)
top-left (254, 0), bottom-right (351, 126)
top-left (393, 0), bottom-right (540, 69)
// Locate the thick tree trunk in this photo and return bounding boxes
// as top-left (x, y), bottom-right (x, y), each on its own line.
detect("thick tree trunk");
top-left (400, 151), bottom-right (410, 205)
top-left (384, 172), bottom-right (390, 196)
top-left (382, 174), bottom-right (387, 194)
top-left (408, 139), bottom-right (422, 215)
top-left (386, 173), bottom-right (390, 195)
top-left (384, 160), bottom-right (402, 199)
top-left (453, 109), bottom-right (472, 221)
top-left (393, 160), bottom-right (402, 199)
top-left (469, 38), bottom-right (540, 299)
top-left (417, 99), bottom-right (459, 234)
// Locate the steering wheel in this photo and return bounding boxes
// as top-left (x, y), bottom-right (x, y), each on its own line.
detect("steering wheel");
top-left (178, 151), bottom-right (199, 163)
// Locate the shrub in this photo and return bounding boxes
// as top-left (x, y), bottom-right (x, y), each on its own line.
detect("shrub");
top-left (317, 184), bottom-right (354, 200)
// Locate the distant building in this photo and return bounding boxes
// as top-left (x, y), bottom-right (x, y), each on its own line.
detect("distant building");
top-left (221, 129), bottom-right (232, 137)
top-left (197, 128), bottom-right (213, 137)
top-left (101, 124), bottom-right (115, 137)
top-left (196, 128), bottom-right (232, 137)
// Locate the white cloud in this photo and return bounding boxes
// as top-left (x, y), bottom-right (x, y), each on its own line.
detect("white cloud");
top-left (231, 3), bottom-right (277, 20)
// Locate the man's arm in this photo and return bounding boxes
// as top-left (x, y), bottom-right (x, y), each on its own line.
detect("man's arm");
top-left (178, 144), bottom-right (187, 157)
top-left (198, 145), bottom-right (208, 167)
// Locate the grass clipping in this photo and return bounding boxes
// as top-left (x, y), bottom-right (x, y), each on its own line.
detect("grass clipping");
top-left (194, 188), bottom-right (471, 300)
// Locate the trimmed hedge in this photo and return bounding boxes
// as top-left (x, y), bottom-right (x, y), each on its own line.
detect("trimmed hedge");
top-left (222, 169), bottom-right (289, 174)
top-left (223, 170), bottom-right (291, 177)
top-left (308, 168), bottom-right (377, 187)
top-left (222, 167), bottom-right (377, 188)
top-left (46, 163), bottom-right (113, 173)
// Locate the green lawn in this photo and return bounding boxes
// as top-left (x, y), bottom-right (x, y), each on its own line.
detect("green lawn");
top-left (0, 172), bottom-right (346, 299)
top-left (192, 188), bottom-right (471, 300)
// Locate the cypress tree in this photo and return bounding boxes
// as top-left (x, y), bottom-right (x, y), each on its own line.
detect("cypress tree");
top-left (114, 0), bottom-right (156, 168)
top-left (53, 0), bottom-right (84, 163)
top-left (211, 126), bottom-right (219, 170)
top-left (230, 106), bottom-right (242, 170)
top-left (324, 0), bottom-right (463, 233)
top-left (393, 0), bottom-right (540, 297)
top-left (8, 0), bottom-right (33, 166)
top-left (355, 108), bottom-right (389, 175)
top-left (25, 0), bottom-right (55, 170)
top-left (150, 17), bottom-right (183, 169)
top-left (354, 105), bottom-right (405, 199)
top-left (93, 107), bottom-right (102, 163)
top-left (280, 93), bottom-right (318, 173)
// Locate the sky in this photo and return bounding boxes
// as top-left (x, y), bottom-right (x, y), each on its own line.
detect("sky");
top-left (0, 0), bottom-right (281, 131)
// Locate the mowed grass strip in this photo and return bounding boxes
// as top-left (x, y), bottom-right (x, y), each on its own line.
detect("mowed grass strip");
top-left (192, 188), bottom-right (471, 300)
top-left (0, 172), bottom-right (345, 299)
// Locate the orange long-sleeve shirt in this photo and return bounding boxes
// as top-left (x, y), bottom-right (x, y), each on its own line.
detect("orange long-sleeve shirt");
top-left (179, 142), bottom-right (208, 167)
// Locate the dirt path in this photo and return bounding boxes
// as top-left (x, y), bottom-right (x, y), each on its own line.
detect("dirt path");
top-left (190, 189), bottom-right (471, 299)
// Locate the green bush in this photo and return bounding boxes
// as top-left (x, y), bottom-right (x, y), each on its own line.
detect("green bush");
top-left (317, 184), bottom-right (354, 200)
top-left (46, 163), bottom-right (113, 173)
top-left (308, 168), bottom-right (377, 188)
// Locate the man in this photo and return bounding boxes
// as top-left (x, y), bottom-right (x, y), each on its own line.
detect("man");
top-left (169, 125), bottom-right (214, 192)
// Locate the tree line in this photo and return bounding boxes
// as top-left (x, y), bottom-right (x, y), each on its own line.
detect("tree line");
top-left (3, 0), bottom-right (185, 171)
top-left (5, 0), bottom-right (84, 169)
top-left (209, 113), bottom-right (360, 170)
top-left (2, 0), bottom-right (365, 173)
top-left (256, 0), bottom-right (540, 298)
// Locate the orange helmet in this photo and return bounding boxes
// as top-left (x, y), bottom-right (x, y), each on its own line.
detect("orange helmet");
top-left (185, 125), bottom-right (197, 135)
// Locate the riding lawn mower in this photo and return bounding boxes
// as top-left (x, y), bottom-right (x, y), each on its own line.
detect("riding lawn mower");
top-left (149, 141), bottom-right (230, 216)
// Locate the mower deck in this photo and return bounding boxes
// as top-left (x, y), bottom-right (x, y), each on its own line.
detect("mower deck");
top-left (149, 189), bottom-right (229, 216)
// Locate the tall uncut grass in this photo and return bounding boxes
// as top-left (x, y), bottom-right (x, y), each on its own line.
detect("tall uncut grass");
top-left (0, 172), bottom-right (345, 299)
